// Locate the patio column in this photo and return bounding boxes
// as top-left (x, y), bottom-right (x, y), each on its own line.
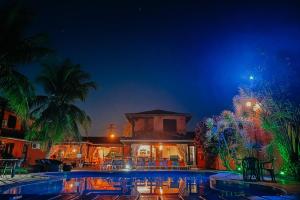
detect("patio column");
top-left (150, 144), bottom-right (153, 161)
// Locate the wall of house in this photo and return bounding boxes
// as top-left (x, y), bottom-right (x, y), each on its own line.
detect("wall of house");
top-left (133, 115), bottom-right (187, 135)
top-left (0, 138), bottom-right (45, 165)
top-left (2, 111), bottom-right (22, 131)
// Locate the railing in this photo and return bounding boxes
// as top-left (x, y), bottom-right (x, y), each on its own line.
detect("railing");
top-left (0, 159), bottom-right (21, 178)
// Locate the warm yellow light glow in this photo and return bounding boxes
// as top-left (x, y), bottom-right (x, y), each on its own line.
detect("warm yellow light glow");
top-left (110, 134), bottom-right (115, 138)
top-left (69, 183), bottom-right (73, 188)
top-left (72, 148), bottom-right (76, 153)
top-left (246, 101), bottom-right (252, 107)
top-left (253, 103), bottom-right (261, 111)
top-left (159, 187), bottom-right (163, 194)
top-left (159, 144), bottom-right (163, 151)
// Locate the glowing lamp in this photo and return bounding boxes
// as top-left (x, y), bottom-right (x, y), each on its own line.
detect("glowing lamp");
top-left (159, 187), bottom-right (163, 194)
top-left (249, 75), bottom-right (254, 80)
top-left (237, 167), bottom-right (242, 171)
top-left (159, 144), bottom-right (163, 151)
top-left (246, 101), bottom-right (252, 107)
top-left (110, 134), bottom-right (115, 139)
top-left (125, 164), bottom-right (131, 169)
top-left (72, 148), bottom-right (76, 153)
top-left (253, 103), bottom-right (261, 111)
top-left (280, 171), bottom-right (285, 175)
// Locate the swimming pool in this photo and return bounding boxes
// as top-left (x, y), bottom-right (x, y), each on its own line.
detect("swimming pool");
top-left (0, 171), bottom-right (286, 200)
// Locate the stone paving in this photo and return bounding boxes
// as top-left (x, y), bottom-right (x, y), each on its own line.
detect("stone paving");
top-left (0, 174), bottom-right (48, 187)
top-left (210, 172), bottom-right (300, 199)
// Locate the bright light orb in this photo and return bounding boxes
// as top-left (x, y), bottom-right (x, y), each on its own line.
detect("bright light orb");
top-left (246, 101), bottom-right (252, 107)
top-left (159, 144), bottom-right (163, 151)
top-left (249, 75), bottom-right (254, 80)
top-left (125, 164), bottom-right (131, 169)
top-left (110, 134), bottom-right (115, 138)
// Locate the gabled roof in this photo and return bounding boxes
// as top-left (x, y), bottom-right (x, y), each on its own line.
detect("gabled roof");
top-left (125, 109), bottom-right (192, 122)
top-left (136, 109), bottom-right (185, 115)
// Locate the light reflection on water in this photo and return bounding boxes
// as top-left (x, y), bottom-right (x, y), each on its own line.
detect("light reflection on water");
top-left (2, 173), bottom-right (285, 199)
top-left (4, 176), bottom-right (210, 198)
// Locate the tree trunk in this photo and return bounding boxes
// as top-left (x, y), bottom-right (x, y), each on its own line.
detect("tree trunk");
top-left (45, 141), bottom-right (53, 159)
top-left (0, 101), bottom-right (6, 131)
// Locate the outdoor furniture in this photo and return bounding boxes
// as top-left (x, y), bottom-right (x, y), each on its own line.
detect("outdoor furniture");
top-left (260, 159), bottom-right (276, 182)
top-left (172, 160), bottom-right (179, 169)
top-left (0, 159), bottom-right (19, 178)
top-left (63, 163), bottom-right (72, 171)
top-left (148, 160), bottom-right (155, 169)
top-left (242, 157), bottom-right (260, 181)
top-left (136, 158), bottom-right (145, 169)
top-left (33, 159), bottom-right (63, 172)
top-left (112, 159), bottom-right (124, 170)
top-left (100, 160), bottom-right (112, 170)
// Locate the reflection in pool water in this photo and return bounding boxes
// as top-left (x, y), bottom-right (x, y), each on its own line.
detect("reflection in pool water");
top-left (1, 171), bottom-right (285, 199)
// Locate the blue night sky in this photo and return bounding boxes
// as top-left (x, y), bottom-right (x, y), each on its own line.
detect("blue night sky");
top-left (16, 0), bottom-right (300, 136)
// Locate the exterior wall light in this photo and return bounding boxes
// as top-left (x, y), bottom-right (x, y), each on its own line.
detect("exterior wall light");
top-left (246, 101), bottom-right (252, 107)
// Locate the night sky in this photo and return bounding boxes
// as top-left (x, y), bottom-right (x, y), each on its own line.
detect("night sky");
top-left (10, 0), bottom-right (300, 136)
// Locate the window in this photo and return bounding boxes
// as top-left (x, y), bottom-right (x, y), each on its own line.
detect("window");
top-left (163, 119), bottom-right (177, 132)
top-left (7, 115), bottom-right (17, 128)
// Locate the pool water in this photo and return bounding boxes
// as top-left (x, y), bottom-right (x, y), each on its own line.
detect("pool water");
top-left (0, 171), bottom-right (285, 200)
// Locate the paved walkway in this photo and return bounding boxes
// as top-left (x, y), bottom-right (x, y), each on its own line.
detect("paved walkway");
top-left (210, 172), bottom-right (300, 199)
top-left (0, 174), bottom-right (48, 187)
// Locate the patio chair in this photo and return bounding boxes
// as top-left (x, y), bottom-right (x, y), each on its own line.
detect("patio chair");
top-left (260, 158), bottom-right (276, 182)
top-left (172, 160), bottom-right (179, 170)
top-left (100, 160), bottom-right (112, 171)
top-left (14, 159), bottom-right (25, 177)
top-left (242, 157), bottom-right (260, 181)
top-left (155, 160), bottom-right (160, 169)
top-left (179, 161), bottom-right (186, 170)
top-left (148, 160), bottom-right (155, 169)
top-left (136, 159), bottom-right (145, 169)
top-left (160, 159), bottom-right (168, 169)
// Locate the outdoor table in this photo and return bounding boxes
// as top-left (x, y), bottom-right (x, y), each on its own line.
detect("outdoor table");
top-left (0, 159), bottom-right (19, 178)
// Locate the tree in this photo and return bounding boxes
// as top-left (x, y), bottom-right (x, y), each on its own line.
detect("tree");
top-left (260, 95), bottom-right (300, 180)
top-left (195, 120), bottom-right (218, 169)
top-left (0, 1), bottom-right (50, 121)
top-left (27, 60), bottom-right (96, 156)
top-left (196, 111), bottom-right (246, 170)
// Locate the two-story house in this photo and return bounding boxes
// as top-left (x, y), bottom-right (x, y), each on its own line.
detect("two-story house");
top-left (121, 109), bottom-right (196, 166)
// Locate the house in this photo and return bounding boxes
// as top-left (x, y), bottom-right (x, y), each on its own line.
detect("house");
top-left (121, 109), bottom-right (197, 167)
top-left (50, 109), bottom-right (197, 168)
top-left (0, 99), bottom-right (45, 165)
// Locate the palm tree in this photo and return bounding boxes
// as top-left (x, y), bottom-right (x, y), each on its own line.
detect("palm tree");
top-left (0, 1), bottom-right (50, 120)
top-left (27, 60), bottom-right (96, 157)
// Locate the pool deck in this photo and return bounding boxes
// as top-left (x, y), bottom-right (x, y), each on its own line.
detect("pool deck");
top-left (210, 172), bottom-right (300, 199)
top-left (0, 174), bottom-right (49, 187)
